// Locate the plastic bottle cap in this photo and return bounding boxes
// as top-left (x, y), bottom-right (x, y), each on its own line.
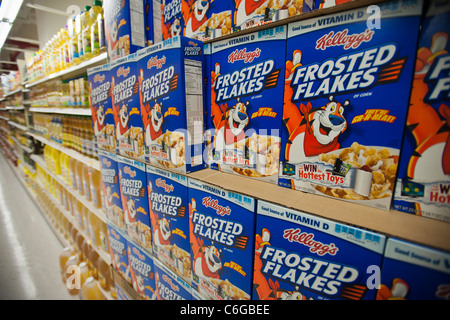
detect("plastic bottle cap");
top-left (85, 6), bottom-right (91, 11)
top-left (93, 0), bottom-right (102, 6)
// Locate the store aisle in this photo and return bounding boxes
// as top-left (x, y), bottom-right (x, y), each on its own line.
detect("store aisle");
top-left (0, 155), bottom-right (78, 300)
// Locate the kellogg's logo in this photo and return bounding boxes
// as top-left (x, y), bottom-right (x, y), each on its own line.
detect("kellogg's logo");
top-left (102, 158), bottom-right (111, 167)
top-left (202, 196), bottom-right (231, 216)
top-left (162, 274), bottom-right (180, 291)
top-left (94, 74), bottom-right (105, 83)
top-left (316, 28), bottom-right (374, 50)
top-left (283, 228), bottom-right (339, 256)
top-left (117, 66), bottom-right (131, 77)
top-left (124, 166), bottom-right (137, 178)
top-left (133, 247), bottom-right (146, 260)
top-left (155, 178), bottom-right (174, 193)
top-left (147, 55), bottom-right (166, 69)
top-left (228, 48), bottom-right (261, 63)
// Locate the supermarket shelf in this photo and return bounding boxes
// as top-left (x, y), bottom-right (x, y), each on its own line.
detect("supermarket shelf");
top-left (26, 53), bottom-right (108, 88)
top-left (7, 121), bottom-right (28, 131)
top-left (6, 106), bottom-right (25, 110)
top-left (30, 153), bottom-right (107, 225)
top-left (188, 168), bottom-right (450, 253)
top-left (3, 88), bottom-right (23, 98)
top-left (29, 107), bottom-right (92, 116)
top-left (0, 115), bottom-right (9, 121)
top-left (29, 132), bottom-right (100, 171)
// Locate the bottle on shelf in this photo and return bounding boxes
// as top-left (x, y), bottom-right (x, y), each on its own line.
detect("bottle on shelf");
top-left (89, 167), bottom-right (102, 209)
top-left (81, 276), bottom-right (104, 300)
top-left (90, 1), bottom-right (105, 57)
top-left (59, 247), bottom-right (75, 282)
top-left (82, 5), bottom-right (94, 61)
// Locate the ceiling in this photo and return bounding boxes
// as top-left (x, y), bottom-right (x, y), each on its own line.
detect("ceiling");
top-left (0, 2), bottom-right (39, 73)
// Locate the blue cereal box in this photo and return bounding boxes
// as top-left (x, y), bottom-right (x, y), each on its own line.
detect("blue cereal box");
top-left (99, 150), bottom-right (125, 230)
top-left (145, 0), bottom-right (162, 45)
top-left (279, 1), bottom-right (423, 210)
top-left (127, 238), bottom-right (157, 300)
top-left (378, 238), bottom-right (450, 300)
top-left (207, 26), bottom-right (286, 184)
top-left (154, 257), bottom-right (193, 300)
top-left (107, 223), bottom-right (131, 283)
top-left (234, 0), bottom-right (314, 32)
top-left (161, 0), bottom-right (184, 41)
top-left (181, 0), bottom-right (233, 41)
top-left (188, 178), bottom-right (256, 300)
top-left (393, 0), bottom-right (450, 222)
top-left (137, 36), bottom-right (205, 174)
top-left (88, 64), bottom-right (117, 153)
top-left (254, 200), bottom-right (386, 300)
top-left (110, 54), bottom-right (146, 161)
top-left (147, 165), bottom-right (191, 283)
top-left (104, 0), bottom-right (147, 61)
top-left (117, 155), bottom-right (152, 252)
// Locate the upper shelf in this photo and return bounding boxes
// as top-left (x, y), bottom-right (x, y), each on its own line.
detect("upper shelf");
top-left (25, 53), bottom-right (107, 88)
top-left (29, 107), bottom-right (92, 116)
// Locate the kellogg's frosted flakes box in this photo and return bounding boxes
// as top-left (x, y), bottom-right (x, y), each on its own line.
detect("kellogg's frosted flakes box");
top-left (207, 26), bottom-right (286, 184)
top-left (127, 238), bottom-right (157, 299)
top-left (254, 200), bottom-right (386, 300)
top-left (378, 238), bottom-right (450, 300)
top-left (315, 0), bottom-right (353, 10)
top-left (161, 0), bottom-right (184, 41)
top-left (181, 0), bottom-right (233, 41)
top-left (104, 0), bottom-right (147, 61)
top-left (188, 178), bottom-right (256, 300)
top-left (145, 0), bottom-right (162, 45)
top-left (393, 0), bottom-right (450, 222)
top-left (110, 54), bottom-right (146, 161)
top-left (137, 36), bottom-right (205, 174)
top-left (154, 257), bottom-right (193, 300)
top-left (99, 150), bottom-right (125, 230)
top-left (147, 165), bottom-right (191, 283)
top-left (117, 155), bottom-right (152, 252)
top-left (107, 223), bottom-right (131, 283)
top-left (88, 64), bottom-right (117, 152)
top-left (279, 0), bottom-right (423, 210)
top-left (234, 0), bottom-right (314, 32)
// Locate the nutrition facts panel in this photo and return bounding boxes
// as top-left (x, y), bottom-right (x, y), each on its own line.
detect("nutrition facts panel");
top-left (130, 0), bottom-right (145, 47)
top-left (184, 59), bottom-right (204, 165)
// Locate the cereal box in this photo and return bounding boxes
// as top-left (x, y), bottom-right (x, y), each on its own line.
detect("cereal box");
top-left (378, 238), bottom-right (450, 300)
top-left (315, 0), bottom-right (353, 10)
top-left (393, 0), bottom-right (450, 222)
top-left (207, 26), bottom-right (286, 184)
top-left (161, 0), bottom-right (184, 41)
top-left (137, 36), bottom-right (205, 174)
top-left (279, 0), bottom-right (423, 210)
top-left (234, 0), bottom-right (314, 32)
top-left (188, 178), bottom-right (256, 300)
top-left (145, 0), bottom-right (163, 45)
top-left (99, 150), bottom-right (125, 230)
top-left (181, 0), bottom-right (233, 41)
top-left (117, 155), bottom-right (152, 252)
top-left (88, 64), bottom-right (117, 152)
top-left (110, 54), bottom-right (146, 161)
top-left (103, 0), bottom-right (147, 61)
top-left (127, 237), bottom-right (157, 299)
top-left (147, 165), bottom-right (191, 283)
top-left (254, 200), bottom-right (386, 300)
top-left (107, 223), bottom-right (131, 283)
top-left (154, 257), bottom-right (193, 300)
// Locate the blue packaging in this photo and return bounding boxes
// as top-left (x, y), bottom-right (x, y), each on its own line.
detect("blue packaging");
top-left (207, 26), bottom-right (286, 184)
top-left (103, 0), bottom-right (147, 61)
top-left (254, 200), bottom-right (386, 300)
top-left (393, 0), bottom-right (450, 222)
top-left (154, 257), bottom-right (193, 300)
top-left (188, 178), bottom-right (256, 300)
top-left (88, 64), bottom-right (117, 153)
top-left (279, 0), bottom-right (423, 210)
top-left (137, 36), bottom-right (205, 174)
top-left (117, 155), bottom-right (152, 252)
top-left (110, 54), bottom-right (147, 161)
top-left (234, 0), bottom-right (314, 32)
top-left (127, 238), bottom-right (157, 300)
top-left (147, 165), bottom-right (191, 283)
top-left (145, 0), bottom-right (162, 45)
top-left (161, 0), bottom-right (184, 41)
top-left (107, 223), bottom-right (131, 283)
top-left (378, 238), bottom-right (450, 300)
top-left (181, 0), bottom-right (234, 41)
top-left (99, 150), bottom-right (125, 230)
